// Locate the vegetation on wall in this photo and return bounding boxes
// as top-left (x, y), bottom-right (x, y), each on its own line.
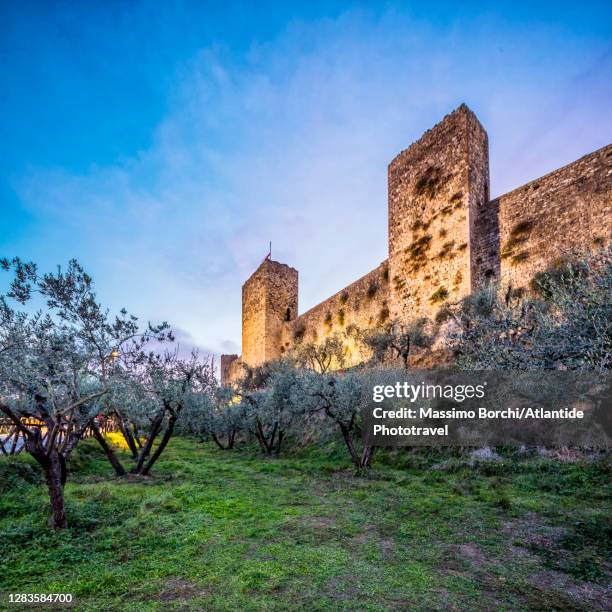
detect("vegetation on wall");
top-left (413, 165), bottom-right (449, 199)
top-left (450, 190), bottom-right (463, 203)
top-left (429, 286), bottom-right (449, 304)
top-left (501, 219), bottom-right (535, 260)
top-left (293, 323), bottom-right (306, 342)
top-left (366, 282), bottom-right (378, 299)
top-left (404, 234), bottom-right (432, 273)
top-left (411, 219), bottom-right (431, 232)
top-left (437, 240), bottom-right (456, 260)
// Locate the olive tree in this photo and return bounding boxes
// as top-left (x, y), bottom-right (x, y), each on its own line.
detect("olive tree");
top-left (0, 313), bottom-right (105, 528)
top-left (293, 333), bottom-right (345, 373)
top-left (0, 257), bottom-right (171, 528)
top-left (235, 360), bottom-right (301, 455)
top-left (98, 351), bottom-right (216, 476)
top-left (362, 318), bottom-right (431, 369)
top-left (208, 388), bottom-right (243, 450)
top-left (451, 250), bottom-right (611, 371)
top-left (299, 369), bottom-right (376, 472)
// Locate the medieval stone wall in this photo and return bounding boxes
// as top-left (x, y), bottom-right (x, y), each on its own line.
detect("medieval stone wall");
top-left (495, 144), bottom-right (612, 288)
top-left (279, 261), bottom-right (389, 367)
top-left (221, 105), bottom-right (611, 384)
top-left (220, 354), bottom-right (239, 384)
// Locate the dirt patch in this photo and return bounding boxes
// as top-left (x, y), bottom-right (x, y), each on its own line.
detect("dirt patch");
top-left (323, 576), bottom-right (361, 602)
top-left (523, 570), bottom-right (612, 612)
top-left (457, 542), bottom-right (488, 565)
top-left (350, 523), bottom-right (395, 560)
top-left (302, 515), bottom-right (336, 529)
top-left (502, 514), bottom-right (568, 552)
top-left (156, 577), bottom-right (206, 602)
top-left (278, 513), bottom-right (339, 544)
top-left (468, 515), bottom-right (612, 610)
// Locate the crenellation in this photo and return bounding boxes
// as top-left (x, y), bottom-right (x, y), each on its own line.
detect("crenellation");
top-left (221, 105), bottom-right (611, 384)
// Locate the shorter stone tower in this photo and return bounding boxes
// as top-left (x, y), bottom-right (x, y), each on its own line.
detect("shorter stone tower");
top-left (241, 259), bottom-right (298, 367)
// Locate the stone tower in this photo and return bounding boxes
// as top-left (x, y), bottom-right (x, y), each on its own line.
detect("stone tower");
top-left (241, 259), bottom-right (298, 367)
top-left (387, 104), bottom-right (490, 322)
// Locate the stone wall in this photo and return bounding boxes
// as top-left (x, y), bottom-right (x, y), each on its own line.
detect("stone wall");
top-left (387, 104), bottom-right (490, 323)
top-left (280, 261), bottom-right (390, 367)
top-left (496, 144), bottom-right (612, 288)
top-left (221, 105), bottom-right (611, 384)
top-left (220, 354), bottom-right (239, 384)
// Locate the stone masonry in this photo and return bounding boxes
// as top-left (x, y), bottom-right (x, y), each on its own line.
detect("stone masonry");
top-left (222, 105), bottom-right (611, 384)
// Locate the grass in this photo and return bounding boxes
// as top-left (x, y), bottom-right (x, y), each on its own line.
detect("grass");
top-left (1, 439), bottom-right (610, 611)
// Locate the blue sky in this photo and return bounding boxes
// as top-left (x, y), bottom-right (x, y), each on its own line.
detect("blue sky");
top-left (1, 1), bottom-right (611, 358)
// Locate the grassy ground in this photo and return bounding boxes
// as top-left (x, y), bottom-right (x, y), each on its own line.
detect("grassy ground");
top-left (0, 438), bottom-right (610, 611)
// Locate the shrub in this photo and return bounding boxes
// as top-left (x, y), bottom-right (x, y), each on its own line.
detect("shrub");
top-left (435, 305), bottom-right (453, 324)
top-left (452, 249), bottom-right (612, 370)
top-left (430, 286), bottom-right (449, 304)
top-left (529, 257), bottom-right (586, 299)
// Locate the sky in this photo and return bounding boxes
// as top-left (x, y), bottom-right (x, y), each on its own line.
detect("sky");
top-left (1, 1), bottom-right (611, 360)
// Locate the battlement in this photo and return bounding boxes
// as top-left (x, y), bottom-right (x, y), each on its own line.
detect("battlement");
top-left (221, 105), bottom-right (611, 384)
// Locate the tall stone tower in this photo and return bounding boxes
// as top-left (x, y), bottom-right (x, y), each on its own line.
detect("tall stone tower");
top-left (241, 259), bottom-right (298, 367)
top-left (387, 104), bottom-right (490, 322)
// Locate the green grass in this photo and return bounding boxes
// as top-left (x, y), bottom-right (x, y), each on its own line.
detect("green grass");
top-left (1, 439), bottom-right (610, 611)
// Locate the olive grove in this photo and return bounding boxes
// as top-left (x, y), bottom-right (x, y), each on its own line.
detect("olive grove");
top-left (2, 249), bottom-right (609, 530)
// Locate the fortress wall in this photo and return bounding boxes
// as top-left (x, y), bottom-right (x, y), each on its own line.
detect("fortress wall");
top-left (279, 261), bottom-right (389, 367)
top-left (466, 111), bottom-right (493, 288)
top-left (496, 144), bottom-right (612, 288)
top-left (388, 105), bottom-right (490, 323)
top-left (221, 106), bottom-right (611, 386)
